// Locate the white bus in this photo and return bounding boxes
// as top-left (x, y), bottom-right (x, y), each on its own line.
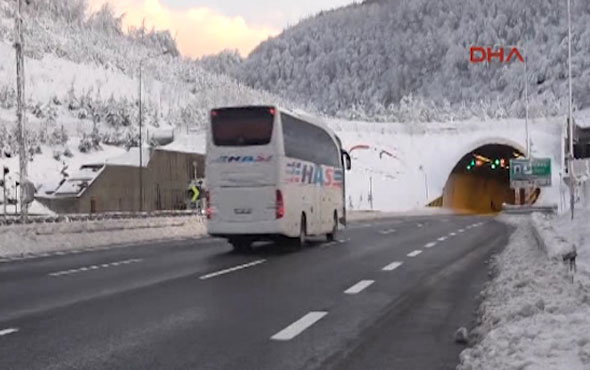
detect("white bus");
top-left (205, 106), bottom-right (351, 251)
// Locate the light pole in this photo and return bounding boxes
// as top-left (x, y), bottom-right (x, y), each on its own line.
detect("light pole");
top-left (566, 0), bottom-right (575, 220)
top-left (493, 42), bottom-right (530, 156)
top-left (524, 52), bottom-right (530, 158)
top-left (419, 165), bottom-right (429, 202)
top-left (14, 0), bottom-right (27, 222)
top-left (138, 50), bottom-right (169, 212)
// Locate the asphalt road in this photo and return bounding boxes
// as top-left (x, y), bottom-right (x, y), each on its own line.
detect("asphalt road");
top-left (0, 214), bottom-right (511, 370)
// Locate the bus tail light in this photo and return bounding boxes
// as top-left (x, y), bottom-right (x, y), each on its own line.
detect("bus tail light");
top-left (276, 190), bottom-right (285, 219)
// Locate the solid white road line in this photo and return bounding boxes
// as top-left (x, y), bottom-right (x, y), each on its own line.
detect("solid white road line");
top-left (425, 242), bottom-right (437, 248)
top-left (344, 280), bottom-right (375, 294)
top-left (199, 259), bottom-right (266, 280)
top-left (407, 250), bottom-right (423, 257)
top-left (382, 261), bottom-right (403, 271)
top-left (0, 328), bottom-right (19, 337)
top-left (271, 312), bottom-right (328, 341)
top-left (437, 236), bottom-right (447, 241)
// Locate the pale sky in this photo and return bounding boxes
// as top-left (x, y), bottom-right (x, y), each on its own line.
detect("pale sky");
top-left (88, 0), bottom-right (355, 58)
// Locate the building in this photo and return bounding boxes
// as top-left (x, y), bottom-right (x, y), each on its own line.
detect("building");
top-left (37, 145), bottom-right (205, 214)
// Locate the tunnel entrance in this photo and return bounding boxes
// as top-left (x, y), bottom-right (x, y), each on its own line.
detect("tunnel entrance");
top-left (443, 144), bottom-right (540, 214)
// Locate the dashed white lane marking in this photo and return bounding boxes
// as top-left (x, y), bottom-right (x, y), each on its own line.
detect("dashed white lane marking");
top-left (417, 223), bottom-right (424, 228)
top-left (425, 242), bottom-right (437, 248)
top-left (271, 312), bottom-right (328, 341)
top-left (199, 259), bottom-right (266, 280)
top-left (458, 229), bottom-right (465, 233)
top-left (344, 280), bottom-right (375, 295)
top-left (437, 236), bottom-right (447, 241)
top-left (49, 258), bottom-right (143, 277)
top-left (407, 250), bottom-right (423, 257)
top-left (379, 229), bottom-right (396, 235)
top-left (382, 261), bottom-right (403, 271)
top-left (449, 232), bottom-right (456, 236)
top-left (0, 328), bottom-right (19, 337)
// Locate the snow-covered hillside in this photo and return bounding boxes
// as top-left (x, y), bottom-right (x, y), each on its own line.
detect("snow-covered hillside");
top-left (0, 0), bottom-right (293, 210)
top-left (231, 0), bottom-right (589, 120)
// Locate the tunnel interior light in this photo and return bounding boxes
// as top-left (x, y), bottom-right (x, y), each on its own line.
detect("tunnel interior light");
top-left (476, 160), bottom-right (483, 167)
top-left (494, 159), bottom-right (501, 166)
top-left (491, 163), bottom-right (497, 170)
top-left (475, 154), bottom-right (491, 163)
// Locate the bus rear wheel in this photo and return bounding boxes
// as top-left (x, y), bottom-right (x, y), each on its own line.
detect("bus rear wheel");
top-left (228, 238), bottom-right (252, 253)
top-left (327, 211), bottom-right (338, 242)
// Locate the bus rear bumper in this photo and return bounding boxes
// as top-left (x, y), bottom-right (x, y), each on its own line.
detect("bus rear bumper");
top-left (207, 219), bottom-right (294, 239)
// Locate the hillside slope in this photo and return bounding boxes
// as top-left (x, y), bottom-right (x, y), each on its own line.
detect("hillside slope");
top-left (0, 0), bottom-right (292, 209)
top-left (235, 0), bottom-right (590, 120)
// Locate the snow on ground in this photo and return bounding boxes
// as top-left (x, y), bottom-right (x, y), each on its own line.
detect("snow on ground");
top-left (0, 216), bottom-right (206, 258)
top-left (346, 207), bottom-right (457, 221)
top-left (0, 140), bottom-right (127, 210)
top-left (457, 216), bottom-right (590, 370)
top-left (533, 209), bottom-right (590, 280)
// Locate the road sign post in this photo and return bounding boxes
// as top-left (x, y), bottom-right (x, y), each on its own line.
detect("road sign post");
top-left (510, 158), bottom-right (552, 189)
top-left (2, 166), bottom-right (7, 217)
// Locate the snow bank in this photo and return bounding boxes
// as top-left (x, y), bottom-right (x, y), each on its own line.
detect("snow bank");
top-left (457, 217), bottom-right (590, 370)
top-left (347, 207), bottom-right (456, 221)
top-left (0, 216), bottom-right (206, 258)
top-left (532, 210), bottom-right (590, 279)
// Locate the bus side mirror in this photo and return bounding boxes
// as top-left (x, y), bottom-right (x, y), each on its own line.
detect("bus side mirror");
top-left (342, 151), bottom-right (352, 170)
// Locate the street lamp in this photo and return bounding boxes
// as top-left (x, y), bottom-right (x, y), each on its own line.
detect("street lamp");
top-left (138, 50), bottom-right (170, 212)
top-left (492, 42), bottom-right (530, 157)
top-left (14, 0), bottom-right (27, 222)
top-left (566, 0), bottom-right (575, 220)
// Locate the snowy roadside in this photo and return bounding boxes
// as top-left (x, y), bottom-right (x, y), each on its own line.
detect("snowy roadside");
top-left (347, 207), bottom-right (456, 221)
top-left (457, 215), bottom-right (590, 370)
top-left (0, 216), bottom-right (207, 258)
top-left (532, 210), bottom-right (590, 280)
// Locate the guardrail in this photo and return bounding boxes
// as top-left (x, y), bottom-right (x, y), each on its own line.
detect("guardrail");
top-left (502, 204), bottom-right (558, 215)
top-left (0, 210), bottom-right (204, 227)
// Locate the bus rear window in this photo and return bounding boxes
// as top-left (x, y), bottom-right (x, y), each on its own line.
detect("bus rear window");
top-left (211, 107), bottom-right (274, 146)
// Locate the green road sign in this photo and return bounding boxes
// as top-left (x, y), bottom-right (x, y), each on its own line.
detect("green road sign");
top-left (509, 158), bottom-right (551, 188)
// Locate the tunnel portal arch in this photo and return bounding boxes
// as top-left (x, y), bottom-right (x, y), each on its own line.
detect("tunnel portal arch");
top-left (442, 139), bottom-right (539, 213)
